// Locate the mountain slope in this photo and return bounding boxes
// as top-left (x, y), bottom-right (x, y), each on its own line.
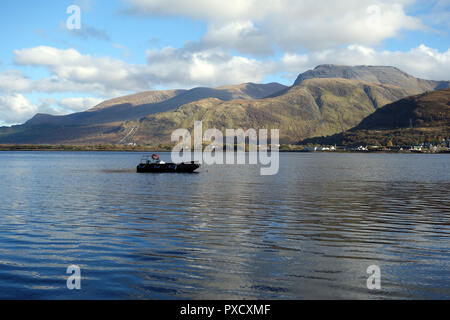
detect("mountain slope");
top-left (353, 88), bottom-right (450, 130)
top-left (110, 78), bottom-right (420, 145)
top-left (0, 79), bottom-right (428, 145)
top-left (24, 82), bottom-right (288, 127)
top-left (299, 88), bottom-right (450, 146)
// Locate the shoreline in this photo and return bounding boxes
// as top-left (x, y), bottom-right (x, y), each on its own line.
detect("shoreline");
top-left (0, 145), bottom-right (448, 154)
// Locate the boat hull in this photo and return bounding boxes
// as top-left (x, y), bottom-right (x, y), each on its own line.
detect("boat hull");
top-left (137, 162), bottom-right (200, 173)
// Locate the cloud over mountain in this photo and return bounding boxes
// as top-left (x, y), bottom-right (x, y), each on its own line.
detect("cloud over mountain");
top-left (0, 45), bottom-right (273, 125)
top-left (0, 94), bottom-right (37, 125)
top-left (145, 46), bottom-right (273, 87)
top-left (12, 46), bottom-right (271, 94)
top-left (280, 44), bottom-right (450, 81)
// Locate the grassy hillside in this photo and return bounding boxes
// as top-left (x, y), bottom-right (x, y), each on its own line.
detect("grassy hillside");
top-left (114, 78), bottom-right (420, 145)
top-left (299, 88), bottom-right (450, 146)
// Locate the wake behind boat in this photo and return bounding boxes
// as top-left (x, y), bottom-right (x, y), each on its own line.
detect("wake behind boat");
top-left (137, 154), bottom-right (200, 173)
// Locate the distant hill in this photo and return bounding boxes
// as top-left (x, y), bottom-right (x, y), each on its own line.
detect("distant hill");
top-left (299, 88), bottom-right (450, 146)
top-left (1, 65), bottom-right (448, 145)
top-left (24, 82), bottom-right (287, 127)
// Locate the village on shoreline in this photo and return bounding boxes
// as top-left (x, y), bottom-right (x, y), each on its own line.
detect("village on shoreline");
top-left (1, 139), bottom-right (449, 154)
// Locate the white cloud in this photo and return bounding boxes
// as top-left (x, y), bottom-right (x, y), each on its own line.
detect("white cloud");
top-left (378, 45), bottom-right (450, 80)
top-left (58, 97), bottom-right (103, 112)
top-left (145, 46), bottom-right (273, 87)
top-left (202, 21), bottom-right (272, 56)
top-left (6, 44), bottom-right (450, 98)
top-left (13, 46), bottom-right (148, 96)
top-left (0, 94), bottom-right (37, 124)
top-left (280, 44), bottom-right (450, 82)
top-left (12, 45), bottom-right (272, 94)
top-left (0, 94), bottom-right (103, 126)
top-left (125, 0), bottom-right (260, 21)
top-left (0, 70), bottom-right (32, 93)
top-left (125, 0), bottom-right (423, 52)
top-left (35, 98), bottom-right (71, 116)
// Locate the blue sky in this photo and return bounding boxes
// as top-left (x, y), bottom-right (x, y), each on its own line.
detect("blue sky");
top-left (0, 0), bottom-right (449, 126)
top-left (0, 1), bottom-right (205, 77)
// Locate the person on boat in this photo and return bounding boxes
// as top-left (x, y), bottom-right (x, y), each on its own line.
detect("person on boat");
top-left (152, 154), bottom-right (165, 164)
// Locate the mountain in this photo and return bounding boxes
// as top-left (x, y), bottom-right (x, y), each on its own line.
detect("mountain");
top-left (1, 65), bottom-right (448, 145)
top-left (24, 82), bottom-right (288, 127)
top-left (299, 88), bottom-right (450, 146)
top-left (13, 77), bottom-right (417, 145)
top-left (113, 78), bottom-right (421, 145)
top-left (294, 64), bottom-right (450, 91)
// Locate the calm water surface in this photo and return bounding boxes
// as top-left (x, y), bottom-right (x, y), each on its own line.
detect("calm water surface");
top-left (0, 152), bottom-right (449, 299)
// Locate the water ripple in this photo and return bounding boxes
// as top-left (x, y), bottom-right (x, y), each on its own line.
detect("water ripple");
top-left (0, 152), bottom-right (449, 299)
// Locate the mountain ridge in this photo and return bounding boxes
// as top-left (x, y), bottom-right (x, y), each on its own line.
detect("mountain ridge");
top-left (1, 65), bottom-right (449, 145)
top-left (120, 78), bottom-right (420, 145)
top-left (24, 82), bottom-right (288, 127)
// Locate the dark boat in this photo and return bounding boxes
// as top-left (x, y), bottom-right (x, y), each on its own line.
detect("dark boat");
top-left (137, 154), bottom-right (200, 173)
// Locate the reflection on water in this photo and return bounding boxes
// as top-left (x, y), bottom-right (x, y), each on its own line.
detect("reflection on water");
top-left (0, 152), bottom-right (449, 299)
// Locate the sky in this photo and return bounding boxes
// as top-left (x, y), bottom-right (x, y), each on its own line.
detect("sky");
top-left (0, 0), bottom-right (449, 126)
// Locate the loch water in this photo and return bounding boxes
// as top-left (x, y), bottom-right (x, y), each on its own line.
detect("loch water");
top-left (0, 152), bottom-right (448, 299)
